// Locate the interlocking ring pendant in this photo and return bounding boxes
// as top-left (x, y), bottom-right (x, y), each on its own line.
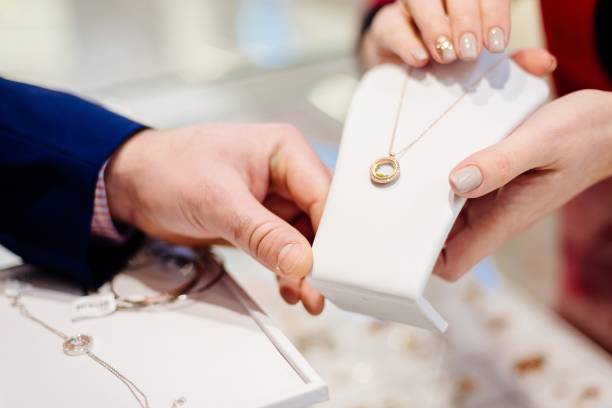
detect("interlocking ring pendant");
top-left (63, 334), bottom-right (94, 356)
top-left (370, 156), bottom-right (400, 185)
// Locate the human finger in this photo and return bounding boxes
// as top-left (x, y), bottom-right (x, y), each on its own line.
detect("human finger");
top-left (269, 125), bottom-right (331, 230)
top-left (405, 0), bottom-right (457, 63)
top-left (480, 0), bottom-right (511, 53)
top-left (447, 0), bottom-right (482, 61)
top-left (511, 48), bottom-right (557, 76)
top-left (370, 2), bottom-right (429, 66)
top-left (222, 182), bottom-right (313, 278)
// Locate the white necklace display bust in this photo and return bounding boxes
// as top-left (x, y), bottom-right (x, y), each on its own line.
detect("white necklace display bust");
top-left (310, 52), bottom-right (550, 332)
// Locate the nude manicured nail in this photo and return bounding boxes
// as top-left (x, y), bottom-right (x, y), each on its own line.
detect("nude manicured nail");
top-left (435, 35), bottom-right (456, 62)
top-left (459, 32), bottom-right (478, 60)
top-left (450, 166), bottom-right (482, 193)
top-left (488, 27), bottom-right (505, 53)
top-left (410, 47), bottom-right (429, 63)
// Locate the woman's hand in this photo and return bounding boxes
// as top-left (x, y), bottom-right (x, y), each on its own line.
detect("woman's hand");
top-left (361, 0), bottom-right (510, 69)
top-left (105, 123), bottom-right (331, 314)
top-left (434, 89), bottom-right (612, 281)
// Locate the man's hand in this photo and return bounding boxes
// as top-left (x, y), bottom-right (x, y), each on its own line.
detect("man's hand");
top-left (104, 123), bottom-right (331, 314)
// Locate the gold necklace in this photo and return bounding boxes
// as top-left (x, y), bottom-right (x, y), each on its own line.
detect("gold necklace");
top-left (4, 286), bottom-right (152, 408)
top-left (111, 247), bottom-right (225, 310)
top-left (369, 59), bottom-right (505, 185)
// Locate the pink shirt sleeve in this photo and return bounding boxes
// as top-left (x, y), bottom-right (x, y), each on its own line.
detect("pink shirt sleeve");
top-left (91, 162), bottom-right (129, 243)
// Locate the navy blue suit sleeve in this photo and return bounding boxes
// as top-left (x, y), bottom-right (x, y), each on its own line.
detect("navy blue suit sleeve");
top-left (0, 77), bottom-right (146, 288)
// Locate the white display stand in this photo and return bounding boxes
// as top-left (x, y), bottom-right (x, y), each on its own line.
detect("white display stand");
top-left (311, 52), bottom-right (550, 332)
top-left (0, 249), bottom-right (328, 408)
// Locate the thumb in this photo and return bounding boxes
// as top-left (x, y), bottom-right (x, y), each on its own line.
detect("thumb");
top-left (223, 186), bottom-right (313, 278)
top-left (510, 48), bottom-right (557, 77)
top-left (448, 127), bottom-right (546, 198)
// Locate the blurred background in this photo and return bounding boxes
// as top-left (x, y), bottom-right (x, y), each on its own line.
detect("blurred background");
top-left (2, 1), bottom-right (610, 407)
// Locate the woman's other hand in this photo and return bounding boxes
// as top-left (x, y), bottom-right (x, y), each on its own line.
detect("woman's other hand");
top-left (361, 0), bottom-right (510, 69)
top-left (435, 89), bottom-right (612, 281)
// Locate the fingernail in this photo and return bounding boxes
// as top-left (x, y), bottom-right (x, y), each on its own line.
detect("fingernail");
top-left (450, 166), bottom-right (483, 193)
top-left (277, 242), bottom-right (306, 277)
top-left (280, 286), bottom-right (299, 305)
top-left (435, 35), bottom-right (456, 62)
top-left (487, 26), bottom-right (505, 53)
top-left (549, 55), bottom-right (558, 71)
top-left (459, 32), bottom-right (478, 60)
top-left (410, 47), bottom-right (429, 63)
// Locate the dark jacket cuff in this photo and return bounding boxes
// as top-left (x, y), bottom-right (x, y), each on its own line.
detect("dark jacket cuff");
top-left (0, 77), bottom-right (146, 288)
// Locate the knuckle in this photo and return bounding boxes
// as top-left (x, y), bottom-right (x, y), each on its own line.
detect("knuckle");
top-left (415, 15), bottom-right (447, 36)
top-left (280, 126), bottom-right (309, 148)
top-left (492, 151), bottom-right (515, 182)
top-left (247, 220), bottom-right (284, 264)
top-left (273, 123), bottom-right (302, 139)
top-left (372, 6), bottom-right (403, 38)
top-left (451, 16), bottom-right (481, 33)
top-left (481, 10), bottom-right (509, 27)
top-left (482, 8), bottom-right (505, 18)
top-left (227, 212), bottom-right (252, 244)
top-left (376, 4), bottom-right (398, 23)
top-left (386, 22), bottom-right (413, 45)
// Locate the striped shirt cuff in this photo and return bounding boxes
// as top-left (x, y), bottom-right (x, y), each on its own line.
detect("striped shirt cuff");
top-left (91, 162), bottom-right (129, 243)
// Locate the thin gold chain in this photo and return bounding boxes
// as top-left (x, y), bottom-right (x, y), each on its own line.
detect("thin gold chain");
top-left (8, 294), bottom-right (151, 408)
top-left (388, 58), bottom-right (506, 159)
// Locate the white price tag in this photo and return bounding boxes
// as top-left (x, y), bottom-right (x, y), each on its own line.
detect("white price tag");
top-left (3, 279), bottom-right (24, 297)
top-left (72, 292), bottom-right (117, 320)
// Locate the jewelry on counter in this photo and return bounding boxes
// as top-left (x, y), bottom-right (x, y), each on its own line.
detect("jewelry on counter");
top-left (191, 250), bottom-right (227, 293)
top-left (369, 58), bottom-right (506, 185)
top-left (111, 246), bottom-right (226, 311)
top-left (110, 260), bottom-right (202, 310)
top-left (4, 286), bottom-right (151, 408)
top-left (1, 243), bottom-right (224, 407)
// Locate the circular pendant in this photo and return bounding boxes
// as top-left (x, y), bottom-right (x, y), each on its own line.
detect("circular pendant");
top-left (370, 156), bottom-right (400, 185)
top-left (63, 334), bottom-right (94, 356)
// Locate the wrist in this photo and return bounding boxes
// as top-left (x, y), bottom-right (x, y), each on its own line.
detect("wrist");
top-left (105, 128), bottom-right (154, 226)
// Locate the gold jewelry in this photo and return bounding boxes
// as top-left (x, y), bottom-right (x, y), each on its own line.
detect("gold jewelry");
top-left (111, 247), bottom-right (225, 310)
top-left (370, 58), bottom-right (506, 185)
top-left (4, 287), bottom-right (151, 408)
top-left (0, 244), bottom-right (219, 407)
top-left (370, 156), bottom-right (400, 185)
top-left (1, 244), bottom-right (223, 407)
top-left (111, 261), bottom-right (202, 309)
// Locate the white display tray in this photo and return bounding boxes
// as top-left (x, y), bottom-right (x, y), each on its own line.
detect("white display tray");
top-left (0, 248), bottom-right (328, 408)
